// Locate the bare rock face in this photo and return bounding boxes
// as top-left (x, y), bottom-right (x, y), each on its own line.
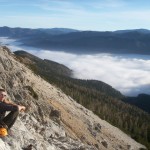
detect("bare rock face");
top-left (0, 46), bottom-right (147, 150)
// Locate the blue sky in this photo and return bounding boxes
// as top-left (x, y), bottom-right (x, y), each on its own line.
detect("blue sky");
top-left (0, 0), bottom-right (150, 31)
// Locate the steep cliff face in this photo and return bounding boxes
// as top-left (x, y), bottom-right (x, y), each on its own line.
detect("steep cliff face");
top-left (0, 46), bottom-right (147, 150)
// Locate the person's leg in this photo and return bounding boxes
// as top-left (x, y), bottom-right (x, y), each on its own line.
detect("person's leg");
top-left (3, 110), bottom-right (19, 129)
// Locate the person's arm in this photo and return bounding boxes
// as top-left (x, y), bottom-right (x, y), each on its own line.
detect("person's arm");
top-left (3, 99), bottom-right (17, 106)
top-left (3, 99), bottom-right (26, 112)
top-left (0, 102), bottom-right (18, 112)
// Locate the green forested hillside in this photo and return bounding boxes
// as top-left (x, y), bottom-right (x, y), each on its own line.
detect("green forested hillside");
top-left (14, 50), bottom-right (150, 149)
top-left (14, 50), bottom-right (72, 77)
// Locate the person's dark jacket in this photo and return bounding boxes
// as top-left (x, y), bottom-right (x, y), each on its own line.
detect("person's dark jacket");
top-left (0, 101), bottom-right (18, 121)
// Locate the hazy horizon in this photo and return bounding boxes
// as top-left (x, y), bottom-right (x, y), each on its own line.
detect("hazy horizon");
top-left (0, 37), bottom-right (150, 97)
top-left (1, 26), bottom-right (150, 32)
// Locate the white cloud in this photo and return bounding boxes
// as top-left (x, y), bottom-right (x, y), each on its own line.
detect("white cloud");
top-left (26, 50), bottom-right (150, 96)
top-left (1, 37), bottom-right (150, 96)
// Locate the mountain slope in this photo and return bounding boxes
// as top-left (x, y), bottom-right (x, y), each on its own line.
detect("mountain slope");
top-left (0, 46), bottom-right (147, 150)
top-left (14, 50), bottom-right (72, 77)
top-left (14, 49), bottom-right (150, 149)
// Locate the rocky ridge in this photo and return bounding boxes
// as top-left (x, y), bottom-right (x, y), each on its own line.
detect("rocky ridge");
top-left (0, 46), bottom-right (147, 150)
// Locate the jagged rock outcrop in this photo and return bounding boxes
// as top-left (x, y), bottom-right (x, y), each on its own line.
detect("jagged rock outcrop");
top-left (0, 46), bottom-right (147, 150)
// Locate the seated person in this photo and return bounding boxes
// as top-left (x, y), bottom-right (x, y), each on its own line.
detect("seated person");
top-left (0, 88), bottom-right (26, 131)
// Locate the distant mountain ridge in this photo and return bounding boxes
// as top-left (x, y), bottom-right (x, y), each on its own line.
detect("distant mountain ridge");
top-left (38, 28), bottom-right (79, 35)
top-left (123, 94), bottom-right (150, 113)
top-left (114, 29), bottom-right (150, 34)
top-left (0, 26), bottom-right (79, 37)
top-left (1, 26), bottom-right (150, 54)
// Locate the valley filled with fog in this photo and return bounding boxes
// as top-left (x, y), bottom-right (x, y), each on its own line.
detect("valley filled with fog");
top-left (1, 37), bottom-right (150, 96)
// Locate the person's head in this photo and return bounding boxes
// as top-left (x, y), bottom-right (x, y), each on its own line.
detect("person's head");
top-left (0, 88), bottom-right (7, 102)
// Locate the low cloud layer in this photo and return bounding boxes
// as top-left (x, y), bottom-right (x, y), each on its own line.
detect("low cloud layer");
top-left (32, 51), bottom-right (150, 96)
top-left (1, 37), bottom-right (150, 96)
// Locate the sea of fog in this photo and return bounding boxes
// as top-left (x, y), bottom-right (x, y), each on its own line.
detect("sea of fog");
top-left (0, 37), bottom-right (150, 96)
